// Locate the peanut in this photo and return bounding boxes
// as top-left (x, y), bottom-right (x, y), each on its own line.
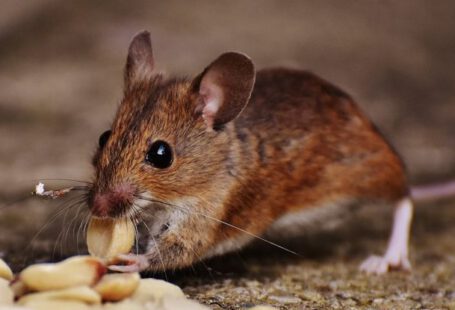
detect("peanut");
top-left (0, 278), bottom-right (14, 305)
top-left (86, 218), bottom-right (135, 260)
top-left (20, 256), bottom-right (106, 292)
top-left (101, 299), bottom-right (145, 310)
top-left (94, 273), bottom-right (140, 302)
top-left (131, 279), bottom-right (184, 304)
top-left (18, 286), bottom-right (101, 305)
top-left (20, 300), bottom-right (90, 310)
top-left (0, 258), bottom-right (13, 281)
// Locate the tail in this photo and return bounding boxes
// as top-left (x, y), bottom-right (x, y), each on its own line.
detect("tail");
top-left (411, 180), bottom-right (455, 202)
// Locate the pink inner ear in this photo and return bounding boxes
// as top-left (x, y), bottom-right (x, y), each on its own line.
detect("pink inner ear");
top-left (199, 73), bottom-right (224, 129)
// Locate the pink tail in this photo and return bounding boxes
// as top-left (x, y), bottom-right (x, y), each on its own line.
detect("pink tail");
top-left (411, 180), bottom-right (455, 202)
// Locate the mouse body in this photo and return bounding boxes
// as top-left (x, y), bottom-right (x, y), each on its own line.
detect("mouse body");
top-left (89, 31), bottom-right (413, 274)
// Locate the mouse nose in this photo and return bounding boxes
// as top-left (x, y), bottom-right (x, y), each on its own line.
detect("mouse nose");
top-left (90, 183), bottom-right (135, 218)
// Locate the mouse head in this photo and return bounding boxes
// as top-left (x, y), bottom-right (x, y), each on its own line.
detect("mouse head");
top-left (88, 31), bottom-right (255, 268)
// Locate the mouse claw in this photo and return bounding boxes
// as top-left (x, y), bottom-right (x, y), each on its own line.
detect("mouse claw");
top-left (359, 254), bottom-right (412, 275)
top-left (108, 253), bottom-right (149, 273)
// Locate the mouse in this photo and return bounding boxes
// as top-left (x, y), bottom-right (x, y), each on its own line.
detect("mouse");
top-left (87, 30), bottom-right (424, 275)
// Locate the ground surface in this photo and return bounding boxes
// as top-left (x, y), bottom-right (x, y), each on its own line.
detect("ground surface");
top-left (0, 1), bottom-right (454, 309)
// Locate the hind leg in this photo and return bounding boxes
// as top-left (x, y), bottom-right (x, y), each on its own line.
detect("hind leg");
top-left (359, 197), bottom-right (413, 274)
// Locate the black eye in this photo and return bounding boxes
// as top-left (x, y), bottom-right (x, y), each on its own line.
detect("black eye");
top-left (145, 140), bottom-right (173, 169)
top-left (98, 130), bottom-right (111, 148)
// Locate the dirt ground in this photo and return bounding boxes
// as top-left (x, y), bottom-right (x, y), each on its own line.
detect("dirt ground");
top-left (0, 1), bottom-right (454, 309)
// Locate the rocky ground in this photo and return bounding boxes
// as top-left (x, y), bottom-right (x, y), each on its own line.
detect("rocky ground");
top-left (1, 1), bottom-right (454, 309)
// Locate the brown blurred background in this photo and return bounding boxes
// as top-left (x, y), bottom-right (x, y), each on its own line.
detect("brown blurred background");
top-left (0, 1), bottom-right (454, 308)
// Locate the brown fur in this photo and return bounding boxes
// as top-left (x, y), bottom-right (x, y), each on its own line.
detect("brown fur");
top-left (89, 32), bottom-right (408, 271)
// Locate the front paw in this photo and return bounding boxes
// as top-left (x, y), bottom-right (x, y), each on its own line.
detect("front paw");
top-left (108, 253), bottom-right (150, 273)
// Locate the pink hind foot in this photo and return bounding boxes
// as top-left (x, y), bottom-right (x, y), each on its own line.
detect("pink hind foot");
top-left (359, 198), bottom-right (413, 275)
top-left (360, 254), bottom-right (411, 275)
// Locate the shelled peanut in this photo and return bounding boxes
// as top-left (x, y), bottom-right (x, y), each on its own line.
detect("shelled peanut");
top-left (0, 256), bottom-right (210, 310)
top-left (86, 218), bottom-right (135, 260)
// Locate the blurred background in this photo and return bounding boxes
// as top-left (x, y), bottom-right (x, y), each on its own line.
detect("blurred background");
top-left (0, 1), bottom-right (454, 308)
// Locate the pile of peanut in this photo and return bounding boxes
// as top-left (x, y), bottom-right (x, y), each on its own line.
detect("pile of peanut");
top-left (0, 214), bottom-right (211, 309)
top-left (0, 256), bottom-right (211, 310)
top-left (1, 185), bottom-right (276, 309)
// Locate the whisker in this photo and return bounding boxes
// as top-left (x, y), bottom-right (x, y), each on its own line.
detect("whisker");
top-left (79, 212), bottom-right (92, 254)
top-left (163, 220), bottom-right (212, 277)
top-left (70, 202), bottom-right (86, 255)
top-left (82, 212), bottom-right (91, 241)
top-left (24, 193), bottom-right (88, 264)
top-left (76, 209), bottom-right (90, 255)
top-left (24, 198), bottom-right (80, 265)
top-left (150, 234), bottom-right (169, 280)
top-left (132, 203), bottom-right (168, 280)
top-left (32, 178), bottom-right (93, 185)
top-left (64, 198), bottom-right (87, 255)
top-left (53, 196), bottom-right (87, 258)
top-left (194, 211), bottom-right (299, 256)
top-left (71, 194), bottom-right (89, 250)
top-left (134, 194), bottom-right (300, 257)
top-left (0, 178), bottom-right (91, 211)
top-left (130, 215), bottom-right (140, 256)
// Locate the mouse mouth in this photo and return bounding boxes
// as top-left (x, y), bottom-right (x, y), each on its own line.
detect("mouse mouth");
top-left (89, 203), bottom-right (131, 219)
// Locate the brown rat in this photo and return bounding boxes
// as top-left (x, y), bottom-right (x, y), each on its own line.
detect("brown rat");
top-left (88, 31), bottom-right (415, 275)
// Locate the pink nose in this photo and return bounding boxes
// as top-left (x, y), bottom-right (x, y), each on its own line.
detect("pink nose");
top-left (91, 184), bottom-right (135, 217)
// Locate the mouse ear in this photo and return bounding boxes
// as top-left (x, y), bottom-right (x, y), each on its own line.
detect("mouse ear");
top-left (124, 31), bottom-right (155, 87)
top-left (192, 52), bottom-right (255, 129)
